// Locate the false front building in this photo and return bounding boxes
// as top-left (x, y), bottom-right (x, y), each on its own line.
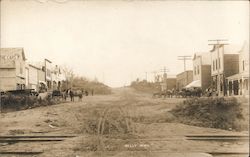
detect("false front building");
top-left (227, 42), bottom-right (249, 96)
top-left (191, 52), bottom-right (211, 91)
top-left (0, 48), bottom-right (26, 91)
top-left (210, 44), bottom-right (239, 96)
top-left (176, 70), bottom-right (193, 90)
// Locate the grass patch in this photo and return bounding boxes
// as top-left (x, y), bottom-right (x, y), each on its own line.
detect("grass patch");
top-left (170, 97), bottom-right (248, 131)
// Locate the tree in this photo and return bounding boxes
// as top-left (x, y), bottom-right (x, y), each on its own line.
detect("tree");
top-left (61, 65), bottom-right (74, 89)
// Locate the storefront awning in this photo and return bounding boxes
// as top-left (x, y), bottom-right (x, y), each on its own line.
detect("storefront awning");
top-left (185, 80), bottom-right (201, 88)
top-left (227, 72), bottom-right (249, 81)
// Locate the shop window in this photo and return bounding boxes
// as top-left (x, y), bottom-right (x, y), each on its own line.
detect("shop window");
top-left (16, 84), bottom-right (21, 90)
top-left (21, 84), bottom-right (25, 90)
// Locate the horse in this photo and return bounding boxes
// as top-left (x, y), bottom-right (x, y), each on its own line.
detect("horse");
top-left (73, 90), bottom-right (83, 101)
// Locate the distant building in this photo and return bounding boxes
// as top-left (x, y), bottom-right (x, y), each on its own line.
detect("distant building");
top-left (176, 70), bottom-right (193, 90)
top-left (29, 61), bottom-right (47, 92)
top-left (160, 73), bottom-right (176, 91)
top-left (227, 42), bottom-right (249, 96)
top-left (160, 78), bottom-right (176, 91)
top-left (0, 48), bottom-right (26, 91)
top-left (26, 63), bottom-right (40, 91)
top-left (191, 52), bottom-right (211, 91)
top-left (210, 44), bottom-right (239, 96)
top-left (167, 78), bottom-right (177, 90)
top-left (51, 65), bottom-right (65, 90)
top-left (44, 59), bottom-right (52, 90)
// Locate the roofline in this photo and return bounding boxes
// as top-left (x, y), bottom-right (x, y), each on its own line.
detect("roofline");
top-left (0, 47), bottom-right (26, 60)
top-left (176, 70), bottom-right (193, 76)
top-left (28, 64), bottom-right (41, 70)
top-left (45, 58), bottom-right (52, 63)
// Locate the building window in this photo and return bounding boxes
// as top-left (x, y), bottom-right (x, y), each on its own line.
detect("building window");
top-left (218, 57), bottom-right (220, 69)
top-left (216, 59), bottom-right (218, 70)
top-left (243, 60), bottom-right (245, 71)
top-left (47, 69), bottom-right (51, 77)
top-left (20, 63), bottom-right (23, 74)
top-left (213, 60), bottom-right (215, 71)
top-left (16, 83), bottom-right (21, 90)
top-left (197, 65), bottom-right (199, 74)
top-left (194, 66), bottom-right (196, 75)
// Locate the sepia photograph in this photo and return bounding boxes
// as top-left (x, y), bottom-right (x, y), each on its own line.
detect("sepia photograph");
top-left (0, 0), bottom-right (249, 156)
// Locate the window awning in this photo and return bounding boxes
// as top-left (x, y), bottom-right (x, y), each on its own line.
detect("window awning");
top-left (185, 80), bottom-right (201, 88)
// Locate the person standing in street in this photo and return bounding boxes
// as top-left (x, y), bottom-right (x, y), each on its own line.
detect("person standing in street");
top-left (69, 88), bottom-right (74, 102)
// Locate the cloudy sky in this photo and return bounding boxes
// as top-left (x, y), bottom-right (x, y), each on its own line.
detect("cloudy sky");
top-left (1, 0), bottom-right (249, 87)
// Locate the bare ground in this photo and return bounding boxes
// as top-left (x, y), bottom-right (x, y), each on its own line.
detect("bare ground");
top-left (0, 87), bottom-right (248, 157)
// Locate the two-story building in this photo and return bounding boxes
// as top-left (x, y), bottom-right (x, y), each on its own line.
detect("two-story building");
top-left (44, 59), bottom-right (52, 90)
top-left (191, 52), bottom-right (211, 91)
top-left (176, 70), bottom-right (193, 90)
top-left (26, 63), bottom-right (39, 91)
top-left (160, 73), bottom-right (176, 91)
top-left (210, 44), bottom-right (239, 96)
top-left (0, 48), bottom-right (26, 91)
top-left (227, 42), bottom-right (249, 96)
top-left (51, 65), bottom-right (65, 90)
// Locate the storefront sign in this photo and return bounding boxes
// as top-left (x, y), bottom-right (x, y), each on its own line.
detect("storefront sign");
top-left (0, 54), bottom-right (20, 60)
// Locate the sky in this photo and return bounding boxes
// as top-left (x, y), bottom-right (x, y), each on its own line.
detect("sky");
top-left (0, 0), bottom-right (249, 87)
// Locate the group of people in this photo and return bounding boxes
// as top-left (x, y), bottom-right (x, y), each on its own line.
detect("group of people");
top-left (153, 87), bottom-right (203, 98)
top-left (63, 88), bottom-right (94, 102)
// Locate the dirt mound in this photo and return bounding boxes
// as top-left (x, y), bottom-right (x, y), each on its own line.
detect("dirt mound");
top-left (170, 97), bottom-right (248, 131)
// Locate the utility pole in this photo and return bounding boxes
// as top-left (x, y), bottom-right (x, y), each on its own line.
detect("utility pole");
top-left (159, 67), bottom-right (169, 91)
top-left (178, 56), bottom-right (192, 72)
top-left (0, 49), bottom-right (1, 113)
top-left (178, 56), bottom-right (192, 89)
top-left (208, 39), bottom-right (228, 96)
top-left (151, 71), bottom-right (158, 83)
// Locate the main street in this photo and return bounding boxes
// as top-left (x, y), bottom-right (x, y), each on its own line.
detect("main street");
top-left (0, 88), bottom-right (248, 157)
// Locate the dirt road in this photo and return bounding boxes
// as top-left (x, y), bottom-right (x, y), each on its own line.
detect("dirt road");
top-left (0, 88), bottom-right (248, 157)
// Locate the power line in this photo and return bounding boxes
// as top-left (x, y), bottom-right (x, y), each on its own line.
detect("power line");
top-left (178, 56), bottom-right (192, 71)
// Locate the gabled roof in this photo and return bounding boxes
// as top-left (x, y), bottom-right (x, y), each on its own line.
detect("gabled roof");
top-left (0, 48), bottom-right (26, 60)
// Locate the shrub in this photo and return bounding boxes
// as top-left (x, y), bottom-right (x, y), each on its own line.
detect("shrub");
top-left (171, 97), bottom-right (248, 131)
top-left (1, 95), bottom-right (37, 111)
top-left (0, 94), bottom-right (63, 112)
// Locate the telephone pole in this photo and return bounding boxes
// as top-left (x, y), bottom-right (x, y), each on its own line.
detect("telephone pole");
top-left (151, 71), bottom-right (157, 82)
top-left (208, 39), bottom-right (228, 96)
top-left (159, 67), bottom-right (169, 91)
top-left (178, 56), bottom-right (192, 72)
